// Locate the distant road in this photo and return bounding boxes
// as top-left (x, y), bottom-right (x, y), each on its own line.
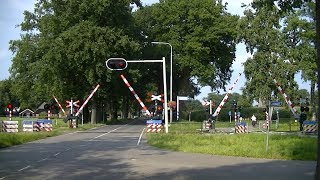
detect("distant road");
top-left (0, 119), bottom-right (315, 180)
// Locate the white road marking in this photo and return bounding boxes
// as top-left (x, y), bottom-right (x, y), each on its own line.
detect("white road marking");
top-left (37, 158), bottom-right (48, 162)
top-left (137, 128), bottom-right (145, 146)
top-left (0, 176), bottom-right (6, 179)
top-left (18, 165), bottom-right (31, 172)
top-left (89, 126), bottom-right (123, 141)
top-left (54, 152), bottom-right (60, 156)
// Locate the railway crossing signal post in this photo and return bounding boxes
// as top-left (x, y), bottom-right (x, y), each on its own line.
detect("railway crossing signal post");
top-left (106, 57), bottom-right (169, 133)
top-left (7, 103), bottom-right (13, 121)
top-left (106, 58), bottom-right (127, 71)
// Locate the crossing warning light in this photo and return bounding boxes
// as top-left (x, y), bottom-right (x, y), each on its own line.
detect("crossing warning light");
top-left (106, 58), bottom-right (127, 70)
top-left (7, 103), bottom-right (13, 110)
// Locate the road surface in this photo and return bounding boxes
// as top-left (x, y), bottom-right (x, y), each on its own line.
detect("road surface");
top-left (0, 119), bottom-right (316, 179)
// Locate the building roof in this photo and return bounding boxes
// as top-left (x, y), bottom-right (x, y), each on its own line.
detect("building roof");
top-left (19, 108), bottom-right (34, 114)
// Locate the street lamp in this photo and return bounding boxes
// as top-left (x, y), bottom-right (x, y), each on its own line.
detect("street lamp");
top-left (151, 41), bottom-right (173, 123)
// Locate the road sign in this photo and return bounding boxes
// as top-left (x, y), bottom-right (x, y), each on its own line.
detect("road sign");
top-left (151, 95), bottom-right (162, 101)
top-left (270, 101), bottom-right (282, 107)
top-left (228, 111), bottom-right (231, 116)
top-left (178, 96), bottom-right (189, 101)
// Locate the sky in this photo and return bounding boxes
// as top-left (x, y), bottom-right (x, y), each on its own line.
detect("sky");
top-left (0, 0), bottom-right (311, 101)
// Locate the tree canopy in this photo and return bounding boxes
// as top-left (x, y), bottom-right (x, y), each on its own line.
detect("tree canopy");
top-left (4, 0), bottom-right (239, 120)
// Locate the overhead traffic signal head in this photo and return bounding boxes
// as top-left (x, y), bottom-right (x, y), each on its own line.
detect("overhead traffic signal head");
top-left (106, 58), bottom-right (127, 70)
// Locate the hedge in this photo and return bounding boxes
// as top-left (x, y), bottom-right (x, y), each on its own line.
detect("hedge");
top-left (179, 107), bottom-right (299, 122)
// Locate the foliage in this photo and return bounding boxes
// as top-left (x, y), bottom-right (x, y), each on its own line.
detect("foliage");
top-left (238, 1), bottom-right (316, 109)
top-left (134, 0), bottom-right (239, 97)
top-left (180, 110), bottom-right (207, 122)
top-left (8, 0), bottom-right (143, 120)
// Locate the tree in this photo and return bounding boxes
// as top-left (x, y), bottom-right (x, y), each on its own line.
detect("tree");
top-left (242, 1), bottom-right (319, 179)
top-left (0, 80), bottom-right (15, 115)
top-left (238, 2), bottom-right (302, 109)
top-left (134, 0), bottom-right (239, 97)
top-left (9, 0), bottom-right (143, 121)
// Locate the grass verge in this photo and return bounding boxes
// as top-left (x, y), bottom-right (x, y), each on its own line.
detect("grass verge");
top-left (0, 118), bottom-right (104, 148)
top-left (147, 122), bottom-right (317, 161)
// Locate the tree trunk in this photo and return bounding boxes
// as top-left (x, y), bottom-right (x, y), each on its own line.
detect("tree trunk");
top-left (258, 97), bottom-right (264, 107)
top-left (111, 99), bottom-right (118, 120)
top-left (123, 97), bottom-right (129, 119)
top-left (83, 105), bottom-right (90, 123)
top-left (310, 80), bottom-right (316, 120)
top-left (91, 102), bottom-right (97, 124)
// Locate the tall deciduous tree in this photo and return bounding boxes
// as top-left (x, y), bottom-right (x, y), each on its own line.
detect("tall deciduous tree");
top-left (240, 0), bottom-right (319, 178)
top-left (9, 0), bottom-right (143, 121)
top-left (238, 3), bottom-right (299, 107)
top-left (134, 0), bottom-right (239, 97)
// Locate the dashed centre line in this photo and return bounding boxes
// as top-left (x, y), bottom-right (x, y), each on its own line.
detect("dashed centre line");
top-left (18, 165), bottom-right (31, 172)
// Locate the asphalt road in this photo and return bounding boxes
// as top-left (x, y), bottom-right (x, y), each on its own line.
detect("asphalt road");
top-left (0, 119), bottom-right (316, 180)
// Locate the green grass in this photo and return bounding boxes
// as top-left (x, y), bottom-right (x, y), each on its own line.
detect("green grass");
top-left (0, 117), bottom-right (104, 148)
top-left (147, 122), bottom-right (317, 161)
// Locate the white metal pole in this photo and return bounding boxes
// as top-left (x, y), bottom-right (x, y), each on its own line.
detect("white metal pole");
top-left (163, 57), bottom-right (168, 133)
top-left (209, 100), bottom-right (212, 115)
top-left (82, 112), bottom-right (83, 126)
top-left (177, 96), bottom-right (180, 121)
top-left (266, 100), bottom-right (270, 152)
top-left (169, 44), bottom-right (173, 123)
top-left (151, 42), bottom-right (173, 123)
top-left (70, 100), bottom-right (73, 115)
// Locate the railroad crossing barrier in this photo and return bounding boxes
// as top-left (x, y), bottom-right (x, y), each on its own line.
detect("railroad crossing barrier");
top-left (200, 120), bottom-right (214, 132)
top-left (235, 122), bottom-right (247, 133)
top-left (69, 119), bottom-right (77, 128)
top-left (33, 119), bottom-right (53, 132)
top-left (303, 121), bottom-right (317, 134)
top-left (22, 120), bottom-right (34, 132)
top-left (146, 119), bottom-right (163, 133)
top-left (2, 121), bottom-right (19, 132)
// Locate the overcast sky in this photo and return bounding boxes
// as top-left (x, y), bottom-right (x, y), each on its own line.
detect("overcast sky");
top-left (0, 0), bottom-right (310, 101)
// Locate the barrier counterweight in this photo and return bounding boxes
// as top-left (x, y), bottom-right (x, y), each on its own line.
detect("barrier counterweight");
top-left (235, 122), bottom-right (247, 133)
top-left (2, 121), bottom-right (19, 132)
top-left (146, 120), bottom-right (163, 133)
top-left (33, 120), bottom-right (53, 132)
top-left (303, 121), bottom-right (317, 134)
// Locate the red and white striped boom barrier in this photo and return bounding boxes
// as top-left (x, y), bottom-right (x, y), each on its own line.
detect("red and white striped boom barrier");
top-left (268, 71), bottom-right (298, 118)
top-left (213, 73), bottom-right (242, 117)
top-left (53, 95), bottom-right (66, 115)
top-left (75, 84), bottom-right (100, 116)
top-left (120, 74), bottom-right (151, 116)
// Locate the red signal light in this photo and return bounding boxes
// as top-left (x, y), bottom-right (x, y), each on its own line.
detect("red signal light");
top-left (7, 103), bottom-right (13, 110)
top-left (106, 58), bottom-right (127, 70)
